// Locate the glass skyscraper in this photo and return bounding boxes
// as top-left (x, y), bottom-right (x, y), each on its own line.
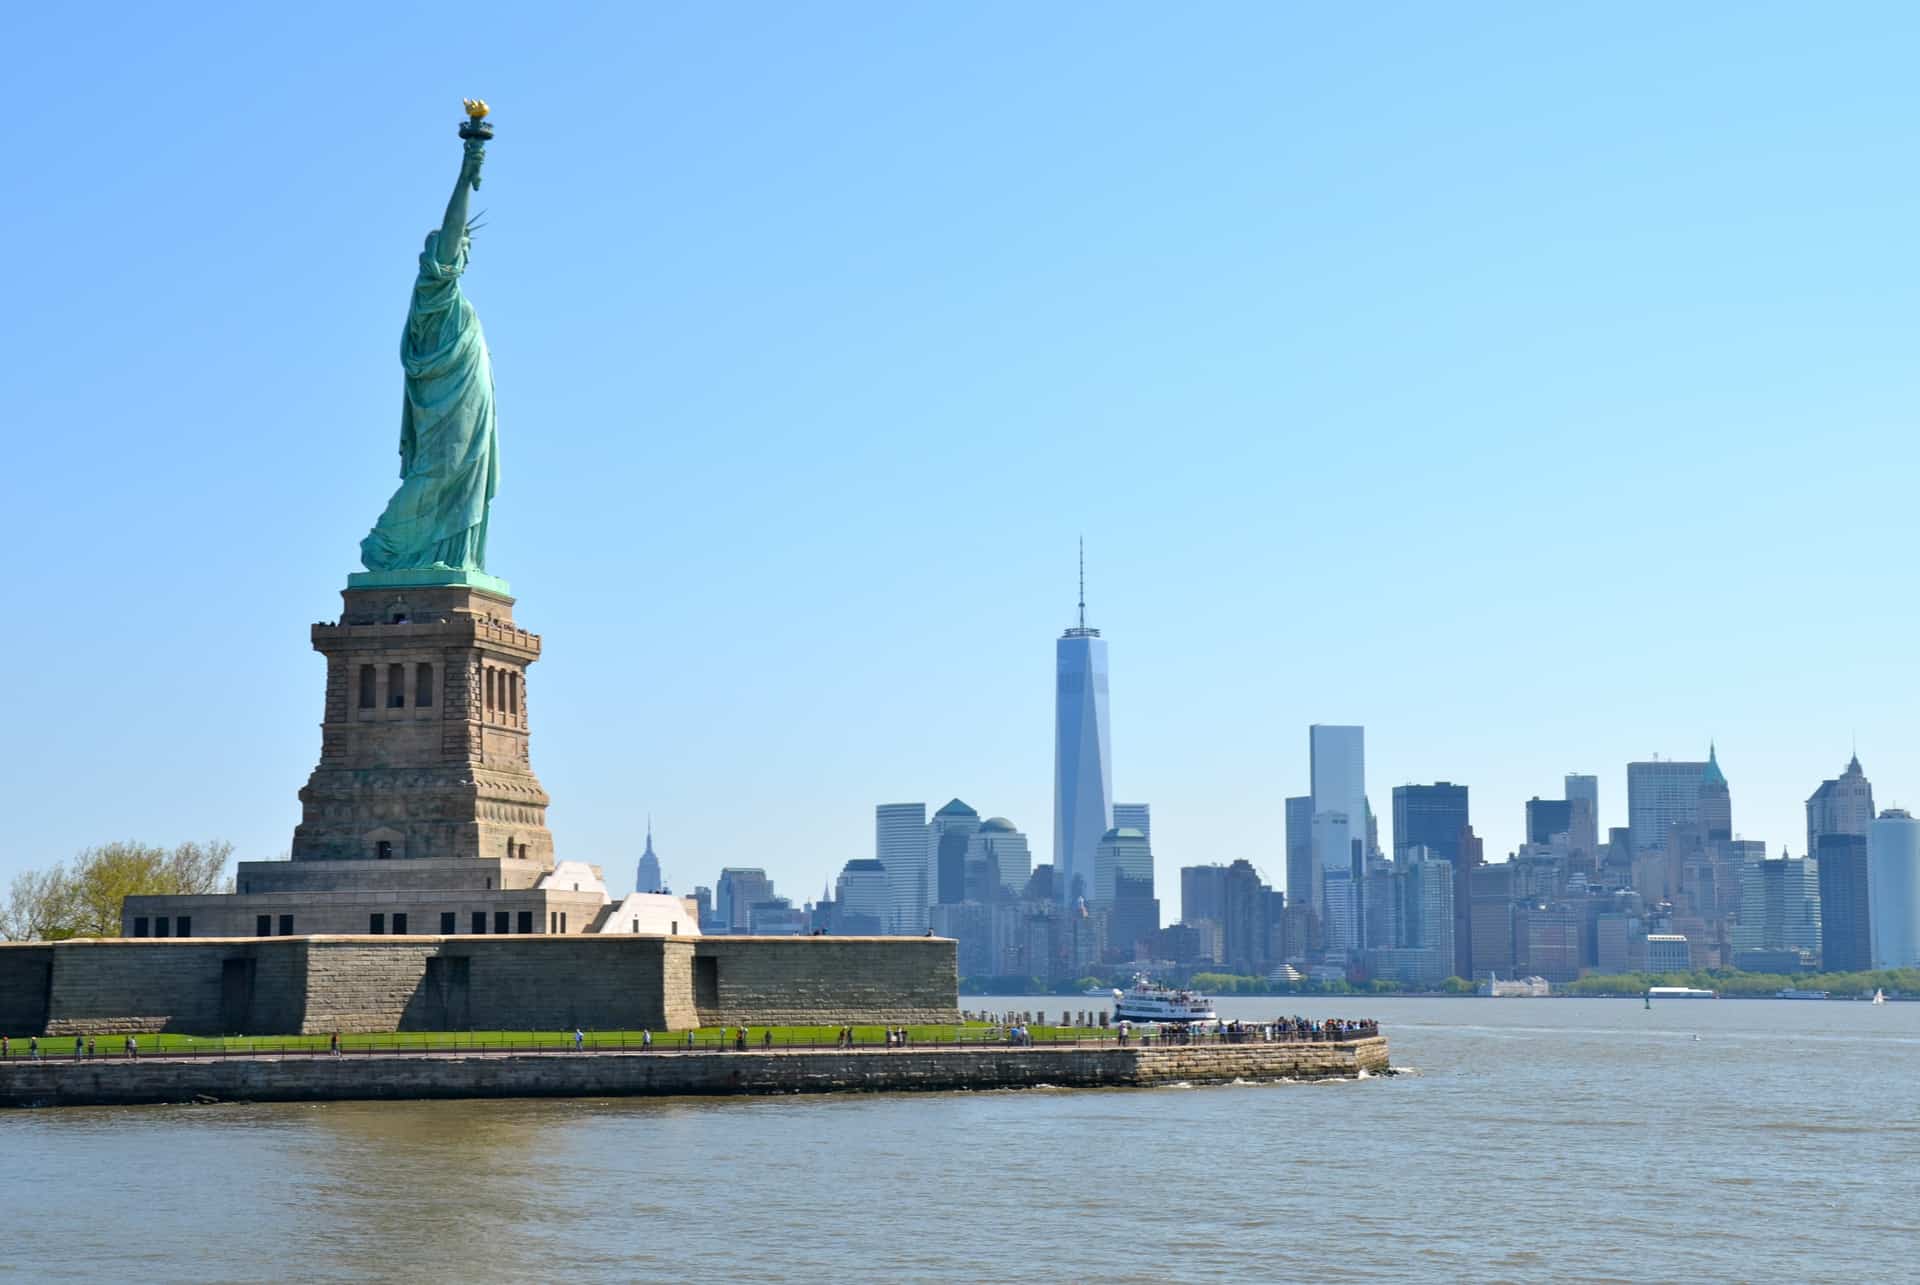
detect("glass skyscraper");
top-left (1112, 803), bottom-right (1151, 846)
top-left (1284, 795), bottom-right (1315, 911)
top-left (876, 802), bottom-right (928, 933)
top-left (1310, 724), bottom-right (1367, 884)
top-left (1391, 782), bottom-right (1468, 863)
top-left (1054, 576), bottom-right (1111, 906)
top-left (1869, 809), bottom-right (1920, 969)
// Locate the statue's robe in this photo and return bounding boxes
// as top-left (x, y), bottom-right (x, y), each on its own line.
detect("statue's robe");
top-left (360, 235), bottom-right (498, 572)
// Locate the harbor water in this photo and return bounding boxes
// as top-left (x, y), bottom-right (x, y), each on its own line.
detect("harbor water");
top-left (3, 995), bottom-right (1915, 1282)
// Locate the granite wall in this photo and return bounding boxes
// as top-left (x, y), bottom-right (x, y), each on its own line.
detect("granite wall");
top-left (0, 1038), bottom-right (1390, 1108)
top-left (0, 936), bottom-right (958, 1036)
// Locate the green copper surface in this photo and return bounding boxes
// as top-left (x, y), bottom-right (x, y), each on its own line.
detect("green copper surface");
top-left (359, 128), bottom-right (500, 579)
top-left (346, 567), bottom-right (511, 595)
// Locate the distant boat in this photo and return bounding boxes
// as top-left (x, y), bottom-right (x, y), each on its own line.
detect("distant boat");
top-left (1873, 988), bottom-right (1887, 1006)
top-left (1647, 986), bottom-right (1717, 1000)
top-left (1776, 988), bottom-right (1829, 1000)
top-left (1083, 986), bottom-right (1113, 997)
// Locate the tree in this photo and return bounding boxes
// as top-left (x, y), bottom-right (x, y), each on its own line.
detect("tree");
top-left (0, 841), bottom-right (233, 941)
top-left (1, 867), bottom-right (79, 941)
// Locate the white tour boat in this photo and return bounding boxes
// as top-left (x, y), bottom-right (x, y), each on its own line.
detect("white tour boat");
top-left (1111, 976), bottom-right (1217, 1022)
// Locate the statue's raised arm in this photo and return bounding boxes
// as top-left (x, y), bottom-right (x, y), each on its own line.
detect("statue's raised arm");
top-left (433, 140), bottom-right (484, 267)
top-left (357, 103), bottom-right (501, 581)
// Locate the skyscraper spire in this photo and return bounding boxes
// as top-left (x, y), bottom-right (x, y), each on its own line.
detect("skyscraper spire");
top-left (1078, 536), bottom-right (1086, 631)
top-left (636, 815), bottom-right (663, 895)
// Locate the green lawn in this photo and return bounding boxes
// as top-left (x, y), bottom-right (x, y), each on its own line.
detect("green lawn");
top-left (0, 1022), bottom-right (1115, 1059)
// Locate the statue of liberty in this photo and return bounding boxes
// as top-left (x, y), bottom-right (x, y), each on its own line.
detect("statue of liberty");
top-left (358, 102), bottom-right (500, 580)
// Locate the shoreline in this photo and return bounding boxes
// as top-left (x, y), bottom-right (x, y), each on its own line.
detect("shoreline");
top-left (0, 1037), bottom-right (1389, 1110)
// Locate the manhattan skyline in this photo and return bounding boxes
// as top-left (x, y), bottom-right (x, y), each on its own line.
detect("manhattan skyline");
top-left (9, 6), bottom-right (1920, 905)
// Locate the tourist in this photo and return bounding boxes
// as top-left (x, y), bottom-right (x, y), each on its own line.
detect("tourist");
top-left (74, 1036), bottom-right (83, 1061)
top-left (1, 1034), bottom-right (9, 1060)
top-left (736, 1026), bottom-right (748, 1051)
top-left (86, 1037), bottom-right (96, 1060)
top-left (763, 1028), bottom-right (772, 1050)
top-left (330, 1032), bottom-right (342, 1057)
top-left (642, 1029), bottom-right (652, 1050)
top-left (126, 1035), bottom-right (137, 1060)
top-left (686, 1030), bottom-right (695, 1050)
top-left (30, 1035), bottom-right (39, 1061)
top-left (574, 1028), bottom-right (584, 1052)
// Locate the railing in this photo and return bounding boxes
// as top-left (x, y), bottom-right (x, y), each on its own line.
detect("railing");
top-left (0, 1024), bottom-right (1381, 1063)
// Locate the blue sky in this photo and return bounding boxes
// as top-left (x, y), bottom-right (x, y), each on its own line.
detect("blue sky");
top-left (6, 3), bottom-right (1919, 910)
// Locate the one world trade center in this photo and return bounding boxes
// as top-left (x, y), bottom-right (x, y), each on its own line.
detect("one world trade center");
top-left (1053, 546), bottom-right (1111, 906)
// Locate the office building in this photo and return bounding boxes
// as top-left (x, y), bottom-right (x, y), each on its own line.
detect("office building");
top-left (1113, 803), bottom-right (1151, 846)
top-left (1391, 782), bottom-right (1469, 864)
top-left (1525, 797), bottom-right (1573, 847)
top-left (1285, 795), bottom-right (1316, 915)
top-left (1643, 934), bottom-right (1692, 971)
top-left (1627, 753), bottom-right (1712, 854)
top-left (834, 859), bottom-right (890, 932)
top-left (1699, 744), bottom-right (1731, 841)
top-left (1807, 754), bottom-right (1875, 859)
top-left (1369, 849), bottom-right (1455, 986)
top-left (929, 799), bottom-right (982, 907)
top-left (968, 817), bottom-right (1032, 898)
top-left (1565, 774), bottom-right (1600, 854)
top-left (1322, 868), bottom-right (1358, 958)
top-left (876, 802), bottom-right (929, 934)
top-left (1313, 811), bottom-right (1358, 948)
top-left (1093, 826), bottom-right (1152, 908)
top-left (1219, 858), bottom-right (1270, 973)
top-left (1310, 725), bottom-right (1368, 879)
top-left (1516, 902), bottom-right (1581, 983)
top-left (635, 819), bottom-right (663, 894)
top-left (1054, 552), bottom-right (1112, 907)
top-left (1731, 853), bottom-right (1822, 968)
top-left (1816, 832), bottom-right (1873, 973)
top-left (1181, 864), bottom-right (1229, 927)
top-left (1869, 809), bottom-right (1920, 969)
top-left (714, 867), bottom-right (772, 933)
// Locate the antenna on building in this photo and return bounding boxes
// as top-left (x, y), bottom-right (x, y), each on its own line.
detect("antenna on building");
top-left (1078, 536), bottom-right (1086, 631)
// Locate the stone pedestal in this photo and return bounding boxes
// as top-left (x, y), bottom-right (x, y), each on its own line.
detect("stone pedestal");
top-left (290, 582), bottom-right (554, 869)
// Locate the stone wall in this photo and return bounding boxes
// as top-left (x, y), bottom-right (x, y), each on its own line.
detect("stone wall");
top-left (694, 937), bottom-right (959, 1025)
top-left (0, 936), bottom-right (958, 1036)
top-left (34, 939), bottom-right (311, 1036)
top-left (294, 937), bottom-right (681, 1034)
top-left (0, 1038), bottom-right (1389, 1108)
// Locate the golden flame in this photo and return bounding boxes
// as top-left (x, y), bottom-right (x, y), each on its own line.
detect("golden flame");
top-left (462, 98), bottom-right (490, 120)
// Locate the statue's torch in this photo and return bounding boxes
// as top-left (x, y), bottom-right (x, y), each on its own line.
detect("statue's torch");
top-left (459, 99), bottom-right (492, 189)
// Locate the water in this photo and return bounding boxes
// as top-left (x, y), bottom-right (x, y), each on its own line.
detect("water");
top-left (4, 996), bottom-right (1915, 1282)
